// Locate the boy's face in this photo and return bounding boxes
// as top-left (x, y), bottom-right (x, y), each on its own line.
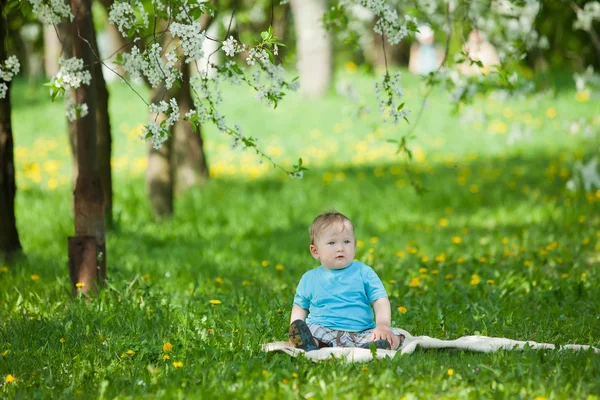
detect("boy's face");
top-left (310, 221), bottom-right (356, 270)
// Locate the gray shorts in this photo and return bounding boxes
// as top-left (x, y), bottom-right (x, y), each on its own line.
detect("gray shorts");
top-left (307, 323), bottom-right (406, 349)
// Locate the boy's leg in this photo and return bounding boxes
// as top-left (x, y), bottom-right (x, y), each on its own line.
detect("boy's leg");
top-left (289, 320), bottom-right (319, 351)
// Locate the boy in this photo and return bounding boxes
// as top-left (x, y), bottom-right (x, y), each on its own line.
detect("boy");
top-left (288, 211), bottom-right (405, 351)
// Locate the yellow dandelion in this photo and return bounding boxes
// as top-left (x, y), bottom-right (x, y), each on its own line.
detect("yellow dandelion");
top-left (60, 337), bottom-right (66, 343)
top-left (388, 279), bottom-right (396, 284)
top-left (524, 260), bottom-right (533, 267)
top-left (142, 274), bottom-right (150, 281)
top-left (479, 256), bottom-right (488, 263)
top-left (368, 248), bottom-right (375, 254)
top-left (575, 90), bottom-right (590, 102)
top-left (282, 378), bottom-right (289, 384)
top-left (163, 342), bottom-right (172, 352)
top-left (452, 236), bottom-right (462, 244)
top-left (370, 237), bottom-right (379, 244)
top-left (447, 368), bottom-right (454, 376)
top-left (345, 61), bottom-right (357, 73)
top-left (501, 237), bottom-right (509, 245)
top-left (75, 282), bottom-right (85, 288)
top-left (215, 277), bottom-right (224, 284)
top-left (172, 361), bottom-right (183, 368)
top-left (163, 354), bottom-right (170, 361)
top-left (445, 274), bottom-right (454, 280)
top-left (261, 260), bottom-right (269, 267)
top-left (534, 397), bottom-right (548, 400)
top-left (462, 227), bottom-right (469, 234)
top-left (6, 374), bottom-right (15, 383)
top-left (470, 274), bottom-right (481, 285)
top-left (561, 273), bottom-right (568, 279)
top-left (439, 218), bottom-right (449, 227)
top-left (432, 269), bottom-right (439, 275)
top-left (209, 299), bottom-right (222, 305)
top-left (396, 251), bottom-right (404, 258)
top-left (292, 372), bottom-right (299, 378)
top-left (0, 266), bottom-right (8, 273)
top-left (470, 184), bottom-right (479, 194)
top-left (357, 240), bottom-right (364, 248)
top-left (398, 306), bottom-right (407, 314)
top-left (262, 370), bottom-right (268, 375)
top-left (31, 274), bottom-right (40, 281)
top-left (361, 366), bottom-right (368, 372)
top-left (486, 279), bottom-right (495, 284)
top-left (457, 256), bottom-right (466, 264)
top-left (1, 351), bottom-right (7, 357)
top-left (421, 255), bottom-right (430, 263)
top-left (545, 108), bottom-right (557, 119)
top-left (418, 267), bottom-right (428, 273)
top-left (275, 264), bottom-right (285, 271)
top-left (582, 238), bottom-right (590, 245)
top-left (409, 277), bottom-right (421, 287)
top-left (242, 280), bottom-right (251, 286)
top-left (126, 350), bottom-right (135, 356)
top-left (581, 273), bottom-right (587, 279)
top-left (435, 253), bottom-right (447, 262)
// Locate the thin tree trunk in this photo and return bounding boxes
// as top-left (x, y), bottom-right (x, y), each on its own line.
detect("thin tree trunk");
top-left (173, 62), bottom-right (208, 195)
top-left (69, 0), bottom-right (105, 296)
top-left (0, 9), bottom-right (21, 259)
top-left (290, 0), bottom-right (332, 97)
top-left (43, 25), bottom-right (61, 77)
top-left (59, 20), bottom-right (112, 229)
top-left (146, 86), bottom-right (174, 217)
top-left (90, 28), bottom-right (113, 228)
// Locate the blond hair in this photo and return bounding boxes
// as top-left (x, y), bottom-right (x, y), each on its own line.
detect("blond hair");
top-left (309, 211), bottom-right (355, 245)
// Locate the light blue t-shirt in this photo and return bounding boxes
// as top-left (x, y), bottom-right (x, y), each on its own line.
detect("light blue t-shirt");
top-left (293, 261), bottom-right (387, 332)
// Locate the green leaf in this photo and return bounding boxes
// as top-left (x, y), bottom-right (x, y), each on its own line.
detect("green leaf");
top-left (261, 31), bottom-right (269, 41)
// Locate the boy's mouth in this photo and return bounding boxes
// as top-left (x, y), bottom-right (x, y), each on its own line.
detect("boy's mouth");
top-left (335, 255), bottom-right (345, 259)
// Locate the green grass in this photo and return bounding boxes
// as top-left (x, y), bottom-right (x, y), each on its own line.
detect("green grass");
top-left (1, 69), bottom-right (600, 399)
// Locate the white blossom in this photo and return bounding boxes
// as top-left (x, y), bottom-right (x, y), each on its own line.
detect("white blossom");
top-left (574, 1), bottom-right (600, 31)
top-left (52, 57), bottom-right (91, 90)
top-left (108, 0), bottom-right (149, 37)
top-left (27, 0), bottom-right (73, 25)
top-left (143, 98), bottom-right (180, 149)
top-left (170, 22), bottom-right (207, 61)
top-left (0, 55), bottom-right (20, 99)
top-left (65, 100), bottom-right (89, 121)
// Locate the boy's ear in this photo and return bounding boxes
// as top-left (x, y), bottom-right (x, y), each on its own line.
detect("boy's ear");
top-left (309, 245), bottom-right (319, 259)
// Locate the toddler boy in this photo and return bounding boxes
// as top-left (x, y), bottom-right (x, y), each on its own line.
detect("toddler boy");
top-left (288, 211), bottom-right (405, 351)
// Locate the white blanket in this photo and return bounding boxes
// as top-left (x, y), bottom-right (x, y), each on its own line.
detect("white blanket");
top-left (263, 328), bottom-right (600, 363)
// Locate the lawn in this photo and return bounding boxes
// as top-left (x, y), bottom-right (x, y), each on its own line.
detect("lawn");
top-left (1, 68), bottom-right (599, 399)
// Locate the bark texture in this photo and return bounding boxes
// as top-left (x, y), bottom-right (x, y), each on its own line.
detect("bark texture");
top-left (69, 0), bottom-right (106, 296)
top-left (0, 8), bottom-right (21, 259)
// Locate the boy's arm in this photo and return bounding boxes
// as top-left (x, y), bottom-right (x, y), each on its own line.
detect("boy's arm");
top-left (371, 297), bottom-right (397, 347)
top-left (290, 305), bottom-right (308, 324)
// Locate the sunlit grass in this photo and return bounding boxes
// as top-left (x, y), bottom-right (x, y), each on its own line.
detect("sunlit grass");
top-left (1, 71), bottom-right (600, 398)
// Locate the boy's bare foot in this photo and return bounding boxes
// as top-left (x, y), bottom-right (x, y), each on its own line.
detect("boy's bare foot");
top-left (289, 320), bottom-right (319, 351)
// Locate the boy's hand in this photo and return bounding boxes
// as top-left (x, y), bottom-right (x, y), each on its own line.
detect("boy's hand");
top-left (371, 325), bottom-right (396, 348)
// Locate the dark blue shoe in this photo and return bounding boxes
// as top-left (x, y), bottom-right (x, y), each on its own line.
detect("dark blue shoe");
top-left (289, 320), bottom-right (319, 352)
top-left (359, 339), bottom-right (391, 350)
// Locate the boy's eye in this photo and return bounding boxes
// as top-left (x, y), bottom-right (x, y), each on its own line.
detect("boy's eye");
top-left (327, 241), bottom-right (335, 245)
top-left (344, 240), bottom-right (351, 244)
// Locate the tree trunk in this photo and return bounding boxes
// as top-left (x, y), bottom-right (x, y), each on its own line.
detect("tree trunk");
top-left (69, 0), bottom-right (105, 296)
top-left (90, 27), bottom-right (113, 229)
top-left (173, 63), bottom-right (209, 195)
top-left (290, 0), bottom-right (332, 97)
top-left (146, 85), bottom-right (174, 217)
top-left (59, 19), bottom-right (113, 229)
top-left (0, 9), bottom-right (22, 259)
top-left (43, 25), bottom-right (61, 78)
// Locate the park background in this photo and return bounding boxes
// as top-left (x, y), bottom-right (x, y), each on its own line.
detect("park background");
top-left (1, 0), bottom-right (600, 398)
